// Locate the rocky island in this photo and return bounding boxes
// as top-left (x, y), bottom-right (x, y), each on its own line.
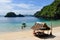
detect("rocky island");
top-left (34, 0), bottom-right (60, 19)
top-left (5, 12), bottom-right (24, 17)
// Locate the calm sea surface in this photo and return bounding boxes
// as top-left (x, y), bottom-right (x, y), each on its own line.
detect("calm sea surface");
top-left (0, 17), bottom-right (60, 32)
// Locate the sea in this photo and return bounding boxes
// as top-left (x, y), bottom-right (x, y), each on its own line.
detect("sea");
top-left (0, 16), bottom-right (60, 33)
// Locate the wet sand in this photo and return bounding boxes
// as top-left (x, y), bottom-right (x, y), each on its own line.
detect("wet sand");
top-left (0, 27), bottom-right (60, 40)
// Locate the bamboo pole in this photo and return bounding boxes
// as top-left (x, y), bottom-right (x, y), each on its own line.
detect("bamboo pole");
top-left (50, 12), bottom-right (53, 35)
top-left (50, 18), bottom-right (52, 35)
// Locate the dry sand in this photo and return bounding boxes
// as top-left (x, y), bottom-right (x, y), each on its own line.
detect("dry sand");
top-left (0, 27), bottom-right (60, 40)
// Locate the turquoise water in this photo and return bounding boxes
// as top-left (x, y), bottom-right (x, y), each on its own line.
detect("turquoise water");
top-left (0, 17), bottom-right (60, 32)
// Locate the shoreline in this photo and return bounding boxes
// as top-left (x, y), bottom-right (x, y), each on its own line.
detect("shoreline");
top-left (0, 26), bottom-right (60, 40)
top-left (0, 26), bottom-right (59, 34)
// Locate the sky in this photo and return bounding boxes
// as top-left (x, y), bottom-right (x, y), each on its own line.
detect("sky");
top-left (0, 0), bottom-right (54, 15)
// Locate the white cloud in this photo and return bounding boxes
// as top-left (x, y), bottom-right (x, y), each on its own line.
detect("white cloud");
top-left (9, 10), bottom-right (35, 15)
top-left (0, 0), bottom-right (42, 15)
top-left (0, 0), bottom-right (11, 3)
top-left (13, 3), bottom-right (42, 10)
top-left (10, 3), bottom-right (43, 14)
top-left (0, 0), bottom-right (13, 15)
top-left (11, 3), bottom-right (42, 15)
top-left (10, 3), bottom-right (35, 9)
top-left (0, 4), bottom-right (12, 10)
top-left (17, 4), bottom-right (31, 9)
top-left (0, 0), bottom-right (12, 10)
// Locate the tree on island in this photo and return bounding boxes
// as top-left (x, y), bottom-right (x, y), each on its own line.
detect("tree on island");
top-left (5, 12), bottom-right (24, 17)
top-left (5, 12), bottom-right (16, 17)
top-left (17, 14), bottom-right (24, 17)
top-left (34, 0), bottom-right (60, 19)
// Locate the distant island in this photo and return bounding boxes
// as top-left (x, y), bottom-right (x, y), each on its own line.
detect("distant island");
top-left (34, 0), bottom-right (60, 19)
top-left (5, 12), bottom-right (24, 17)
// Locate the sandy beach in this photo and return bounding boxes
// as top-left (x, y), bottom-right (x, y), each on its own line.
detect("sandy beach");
top-left (0, 27), bottom-right (60, 40)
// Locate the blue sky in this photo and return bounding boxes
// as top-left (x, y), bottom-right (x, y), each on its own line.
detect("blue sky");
top-left (0, 0), bottom-right (54, 15)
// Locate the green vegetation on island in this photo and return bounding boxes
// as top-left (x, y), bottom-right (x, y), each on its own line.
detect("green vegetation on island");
top-left (5, 12), bottom-right (24, 17)
top-left (34, 0), bottom-right (60, 19)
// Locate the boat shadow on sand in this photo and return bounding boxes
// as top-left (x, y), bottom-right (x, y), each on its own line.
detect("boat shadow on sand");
top-left (34, 33), bottom-right (56, 39)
